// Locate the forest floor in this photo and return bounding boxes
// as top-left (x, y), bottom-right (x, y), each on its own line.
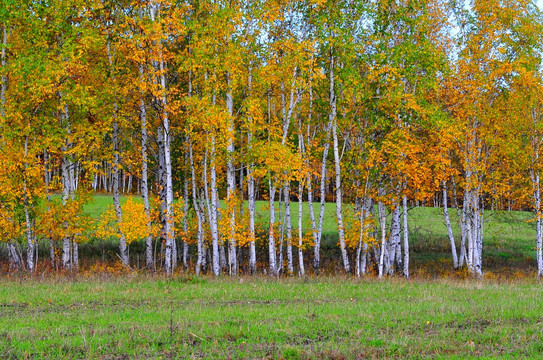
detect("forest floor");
top-left (1, 276), bottom-right (543, 359)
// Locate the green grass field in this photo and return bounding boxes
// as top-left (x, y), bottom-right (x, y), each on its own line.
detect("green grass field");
top-left (2, 276), bottom-right (543, 359)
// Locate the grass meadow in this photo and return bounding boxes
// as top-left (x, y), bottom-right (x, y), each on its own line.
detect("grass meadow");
top-left (2, 276), bottom-right (543, 359)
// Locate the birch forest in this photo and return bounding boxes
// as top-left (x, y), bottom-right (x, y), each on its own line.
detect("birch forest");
top-left (1, 0), bottom-right (543, 279)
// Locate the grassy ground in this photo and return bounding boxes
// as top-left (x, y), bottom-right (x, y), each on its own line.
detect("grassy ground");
top-left (1, 276), bottom-right (543, 359)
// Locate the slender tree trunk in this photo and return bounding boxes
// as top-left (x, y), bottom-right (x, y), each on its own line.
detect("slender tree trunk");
top-left (476, 195), bottom-right (483, 275)
top-left (312, 111), bottom-right (332, 272)
top-left (20, 136), bottom-right (34, 272)
top-left (355, 195), bottom-right (366, 277)
top-left (7, 240), bottom-right (22, 270)
top-left (532, 120), bottom-right (543, 277)
top-left (44, 149), bottom-right (55, 269)
top-left (269, 178), bottom-right (277, 276)
top-left (160, 86), bottom-right (175, 275)
top-left (534, 171), bottom-right (543, 278)
top-left (388, 202), bottom-right (401, 275)
top-left (112, 115), bottom-right (128, 266)
top-left (218, 243), bottom-right (226, 270)
top-left (297, 122), bottom-right (305, 276)
top-left (182, 161), bottom-right (189, 270)
top-left (279, 83), bottom-right (293, 276)
top-left (362, 198), bottom-right (372, 276)
top-left (61, 148), bottom-right (72, 269)
top-left (464, 174), bottom-right (483, 278)
top-left (59, 97), bottom-right (75, 270)
top-left (402, 194), bottom-right (409, 278)
top-left (139, 64), bottom-right (153, 270)
top-left (207, 90), bottom-right (221, 275)
top-left (464, 187), bottom-right (473, 272)
top-left (297, 179), bottom-right (305, 276)
top-left (246, 69), bottom-right (257, 274)
top-left (207, 135), bottom-right (220, 276)
top-left (247, 139), bottom-right (257, 274)
top-left (225, 72), bottom-right (237, 276)
top-left (247, 168), bottom-right (257, 273)
top-left (378, 200), bottom-right (387, 278)
top-left (472, 189), bottom-right (482, 276)
top-left (122, 170), bottom-right (126, 194)
top-left (283, 183), bottom-right (293, 275)
top-left (305, 83), bottom-right (329, 274)
top-left (451, 176), bottom-right (466, 267)
top-left (443, 181), bottom-right (459, 269)
top-left (329, 56), bottom-right (350, 273)
top-left (278, 190), bottom-right (285, 274)
top-left (72, 241), bottom-right (78, 269)
top-left (157, 126), bottom-right (167, 268)
top-left (189, 138), bottom-right (204, 275)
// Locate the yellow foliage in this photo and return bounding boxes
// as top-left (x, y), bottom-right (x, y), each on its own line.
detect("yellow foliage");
top-left (95, 197), bottom-right (158, 245)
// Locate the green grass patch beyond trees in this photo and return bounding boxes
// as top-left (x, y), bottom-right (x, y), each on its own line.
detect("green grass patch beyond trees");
top-left (1, 276), bottom-right (542, 359)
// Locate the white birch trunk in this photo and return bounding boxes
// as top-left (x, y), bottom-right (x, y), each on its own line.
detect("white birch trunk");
top-left (306, 84), bottom-right (331, 274)
top-left (247, 169), bottom-right (257, 274)
top-left (387, 203), bottom-right (401, 275)
top-left (269, 178), bottom-right (277, 276)
top-left (298, 180), bottom-right (305, 276)
top-left (112, 109), bottom-right (128, 266)
top-left (59, 97), bottom-right (75, 270)
top-left (21, 136), bottom-right (34, 272)
top-left (246, 69), bottom-right (257, 274)
top-left (297, 120), bottom-right (305, 276)
top-left (278, 190), bottom-right (284, 274)
top-left (284, 183), bottom-right (293, 275)
top-left (402, 195), bottom-right (409, 278)
top-left (443, 181), bottom-right (459, 269)
top-left (207, 134), bottom-right (220, 276)
top-left (329, 56), bottom-right (350, 273)
top-left (44, 149), bottom-right (55, 269)
top-left (476, 197), bottom-right (483, 275)
top-left (226, 73), bottom-right (238, 276)
top-left (61, 145), bottom-right (71, 269)
top-left (305, 83), bottom-right (327, 274)
top-left (309, 124), bottom-right (331, 274)
top-left (182, 175), bottom-right (189, 269)
top-left (7, 241), bottom-right (22, 270)
top-left (139, 64), bottom-right (153, 270)
top-left (378, 200), bottom-right (387, 278)
top-left (189, 139), bottom-right (204, 275)
top-left (355, 196), bottom-right (370, 277)
top-left (534, 170), bottom-right (543, 277)
top-left (532, 114), bottom-right (543, 277)
top-left (451, 177), bottom-right (466, 267)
